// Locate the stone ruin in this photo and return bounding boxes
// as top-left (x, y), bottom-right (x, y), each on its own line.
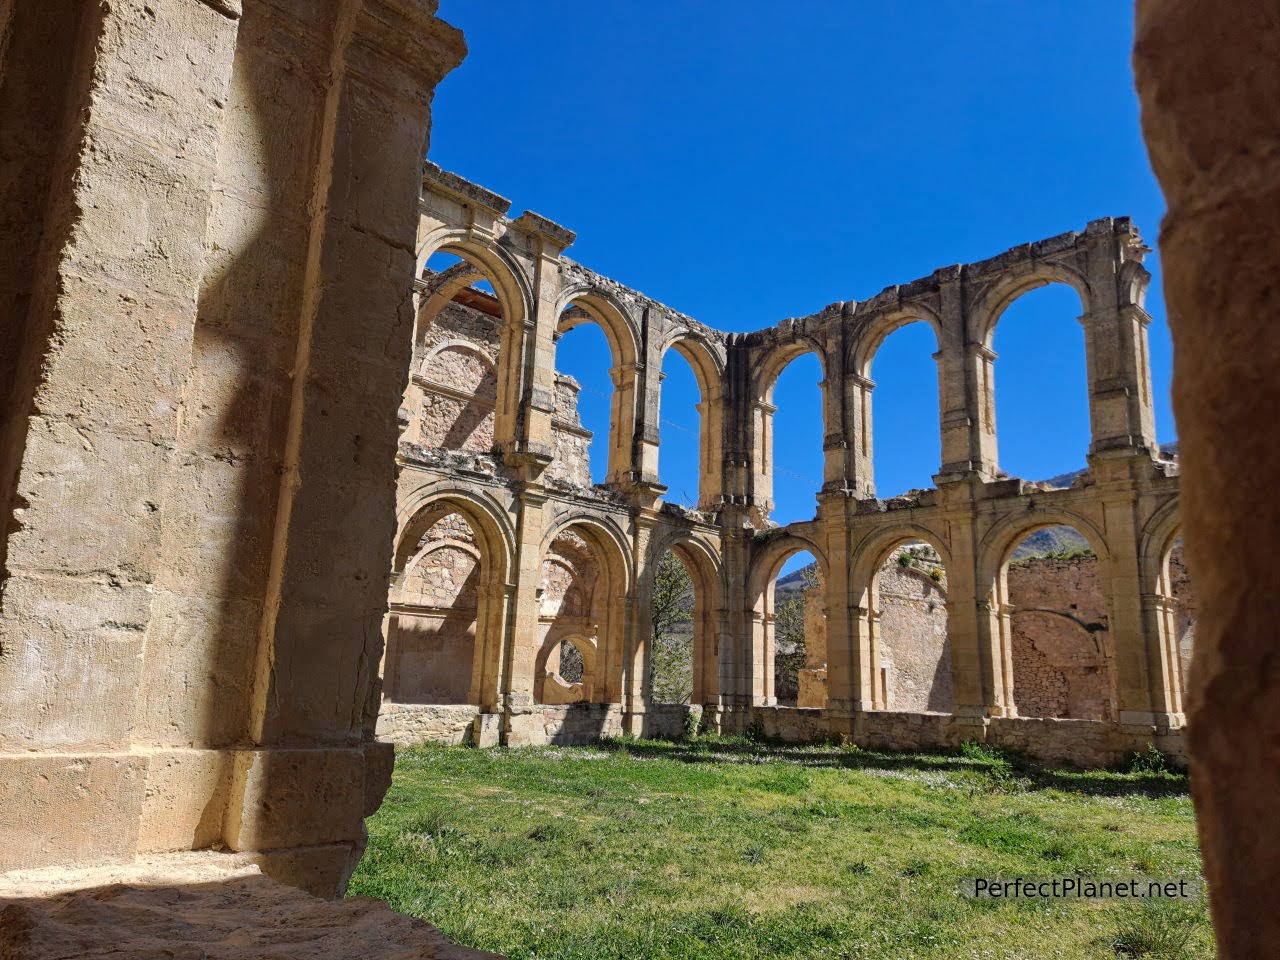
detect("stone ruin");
top-left (378, 161), bottom-right (1193, 771)
top-left (0, 1), bottom-right (1275, 957)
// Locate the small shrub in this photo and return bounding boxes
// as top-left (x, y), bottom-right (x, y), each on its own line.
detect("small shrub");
top-left (897, 551), bottom-right (915, 568)
top-left (928, 566), bottom-right (943, 582)
top-left (682, 708), bottom-right (701, 741)
top-left (1128, 743), bottom-right (1173, 775)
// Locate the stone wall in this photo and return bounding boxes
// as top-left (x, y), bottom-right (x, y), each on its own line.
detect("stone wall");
top-left (391, 512), bottom-right (480, 704)
top-left (412, 294), bottom-right (592, 487)
top-left (878, 562), bottom-right (953, 712)
top-left (1007, 556), bottom-right (1113, 721)
top-left (376, 703), bottom-right (479, 747)
top-left (535, 529), bottom-right (600, 704)
top-left (0, 0), bottom-right (466, 897)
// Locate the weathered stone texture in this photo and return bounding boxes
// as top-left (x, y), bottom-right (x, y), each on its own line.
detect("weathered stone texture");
top-left (0, 0), bottom-right (466, 900)
top-left (878, 562), bottom-right (953, 713)
top-left (1135, 3), bottom-right (1280, 953)
top-left (1008, 557), bottom-right (1113, 721)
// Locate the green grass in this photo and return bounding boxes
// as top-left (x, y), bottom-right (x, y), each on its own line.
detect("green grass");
top-left (348, 737), bottom-right (1211, 960)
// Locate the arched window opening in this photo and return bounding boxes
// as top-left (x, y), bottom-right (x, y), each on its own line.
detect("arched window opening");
top-left (868, 322), bottom-right (941, 497)
top-left (553, 311), bottom-right (614, 488)
top-left (649, 550), bottom-right (695, 704)
top-left (1002, 525), bottom-right (1113, 720)
top-left (991, 285), bottom-right (1090, 483)
top-left (768, 352), bottom-right (824, 526)
top-left (658, 347), bottom-right (702, 508)
top-left (410, 251), bottom-right (504, 454)
top-left (871, 541), bottom-right (953, 713)
top-left (768, 549), bottom-right (821, 707)
top-left (535, 524), bottom-right (627, 706)
top-left (387, 509), bottom-right (482, 705)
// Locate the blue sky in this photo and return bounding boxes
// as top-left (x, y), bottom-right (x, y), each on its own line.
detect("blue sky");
top-left (431, 1), bottom-right (1172, 534)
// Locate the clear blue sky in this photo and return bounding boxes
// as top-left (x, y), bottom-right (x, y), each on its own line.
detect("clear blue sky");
top-left (431, 1), bottom-right (1173, 530)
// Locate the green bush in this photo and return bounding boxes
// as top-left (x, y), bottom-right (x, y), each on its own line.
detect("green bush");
top-left (1127, 742), bottom-right (1173, 775)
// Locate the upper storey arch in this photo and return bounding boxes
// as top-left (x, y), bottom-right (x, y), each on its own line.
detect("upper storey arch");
top-left (848, 302), bottom-right (945, 379)
top-left (967, 260), bottom-right (1091, 348)
top-left (752, 334), bottom-right (828, 404)
top-left (415, 229), bottom-right (534, 334)
top-left (554, 282), bottom-right (643, 372)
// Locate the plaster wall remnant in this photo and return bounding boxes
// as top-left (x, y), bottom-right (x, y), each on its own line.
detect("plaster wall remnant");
top-left (385, 161), bottom-right (1195, 770)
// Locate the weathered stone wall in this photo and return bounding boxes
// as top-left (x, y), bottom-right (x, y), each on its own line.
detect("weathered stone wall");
top-left (535, 530), bottom-right (600, 704)
top-left (1007, 556), bottom-right (1113, 720)
top-left (412, 295), bottom-right (592, 486)
top-left (391, 512), bottom-right (479, 704)
top-left (796, 580), bottom-right (828, 707)
top-left (878, 562), bottom-right (953, 712)
top-left (1168, 542), bottom-right (1196, 690)
top-left (0, 0), bottom-right (466, 896)
top-left (417, 302), bottom-right (499, 454)
top-left (548, 375), bottom-right (593, 488)
top-left (376, 703), bottom-right (479, 747)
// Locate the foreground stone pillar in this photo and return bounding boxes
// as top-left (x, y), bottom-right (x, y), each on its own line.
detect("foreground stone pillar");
top-left (0, 0), bottom-right (464, 897)
top-left (1135, 4), bottom-right (1280, 955)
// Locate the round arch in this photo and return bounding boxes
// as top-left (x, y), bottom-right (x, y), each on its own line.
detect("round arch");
top-left (412, 233), bottom-right (535, 458)
top-left (657, 334), bottom-right (727, 510)
top-left (970, 263), bottom-right (1091, 348)
top-left (751, 338), bottom-right (828, 404)
top-left (537, 513), bottom-right (636, 706)
top-left (555, 285), bottom-right (642, 370)
top-left (851, 523), bottom-right (952, 590)
top-left (1139, 497), bottom-right (1190, 712)
top-left (639, 530), bottom-right (726, 706)
top-left (386, 488), bottom-right (516, 710)
top-left (744, 533), bottom-right (829, 707)
top-left (395, 484), bottom-right (516, 581)
top-left (539, 512), bottom-right (636, 596)
top-left (977, 507), bottom-right (1111, 589)
top-left (748, 532), bottom-right (829, 605)
top-left (979, 507), bottom-right (1115, 721)
top-left (554, 286), bottom-right (643, 485)
top-left (1138, 496), bottom-right (1182, 594)
top-left (847, 524), bottom-right (954, 713)
top-left (849, 306), bottom-right (944, 379)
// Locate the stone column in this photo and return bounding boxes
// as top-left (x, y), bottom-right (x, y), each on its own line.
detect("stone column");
top-left (943, 499), bottom-right (1011, 718)
top-left (843, 374), bottom-right (876, 497)
top-left (0, 0), bottom-right (244, 874)
top-left (963, 343), bottom-right (1000, 478)
top-left (1080, 220), bottom-right (1158, 458)
top-left (0, 0), bottom-right (466, 896)
top-left (1096, 492), bottom-right (1183, 728)
top-left (935, 270), bottom-right (979, 480)
top-left (1135, 5), bottom-right (1280, 953)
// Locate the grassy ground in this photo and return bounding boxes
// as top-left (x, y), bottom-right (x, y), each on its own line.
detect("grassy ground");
top-left (348, 737), bottom-right (1210, 960)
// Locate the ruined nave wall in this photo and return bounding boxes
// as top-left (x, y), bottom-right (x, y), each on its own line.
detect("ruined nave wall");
top-left (411, 295), bottom-right (592, 487)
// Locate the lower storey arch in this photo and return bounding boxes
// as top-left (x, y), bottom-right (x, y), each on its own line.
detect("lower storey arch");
top-left (386, 508), bottom-right (487, 706)
top-left (998, 524), bottom-right (1116, 721)
top-left (867, 541), bottom-right (955, 713)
